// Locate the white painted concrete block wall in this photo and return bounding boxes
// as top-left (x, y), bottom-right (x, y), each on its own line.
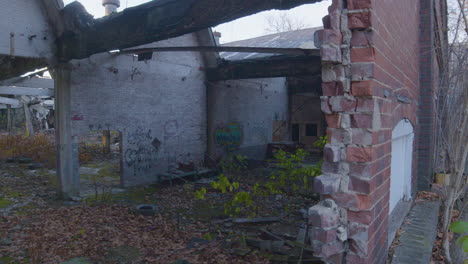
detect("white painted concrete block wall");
top-left (0, 0), bottom-right (54, 58)
top-left (70, 34), bottom-right (207, 186)
top-left (208, 78), bottom-right (289, 159)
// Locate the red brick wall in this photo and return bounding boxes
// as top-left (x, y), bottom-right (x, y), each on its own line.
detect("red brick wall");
top-left (309, 0), bottom-right (446, 263)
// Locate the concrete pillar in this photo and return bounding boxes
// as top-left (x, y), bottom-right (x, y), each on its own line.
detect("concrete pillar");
top-left (6, 104), bottom-right (12, 134)
top-left (102, 0), bottom-right (120, 16)
top-left (102, 130), bottom-right (111, 154)
top-left (55, 64), bottom-right (80, 198)
top-left (23, 103), bottom-right (34, 137)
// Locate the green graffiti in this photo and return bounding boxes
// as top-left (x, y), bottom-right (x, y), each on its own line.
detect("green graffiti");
top-left (214, 123), bottom-right (242, 151)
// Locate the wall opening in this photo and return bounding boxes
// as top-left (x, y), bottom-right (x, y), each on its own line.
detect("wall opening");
top-left (77, 130), bottom-right (123, 197)
top-left (389, 119), bottom-right (414, 213)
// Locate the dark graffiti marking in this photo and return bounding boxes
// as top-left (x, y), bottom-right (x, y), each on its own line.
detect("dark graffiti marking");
top-left (214, 123), bottom-right (242, 151)
top-left (124, 147), bottom-right (153, 167)
top-left (127, 127), bottom-right (152, 145)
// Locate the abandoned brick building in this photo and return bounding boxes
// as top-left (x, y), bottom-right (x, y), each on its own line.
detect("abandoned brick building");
top-left (0, 0), bottom-right (448, 263)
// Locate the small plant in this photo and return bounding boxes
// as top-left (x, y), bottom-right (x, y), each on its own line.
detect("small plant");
top-left (266, 148), bottom-right (322, 193)
top-left (450, 221), bottom-right (468, 253)
top-left (220, 154), bottom-right (248, 176)
top-left (313, 135), bottom-right (327, 149)
top-left (194, 174), bottom-right (255, 216)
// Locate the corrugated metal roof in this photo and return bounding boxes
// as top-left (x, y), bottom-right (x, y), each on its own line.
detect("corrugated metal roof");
top-left (220, 27), bottom-right (322, 61)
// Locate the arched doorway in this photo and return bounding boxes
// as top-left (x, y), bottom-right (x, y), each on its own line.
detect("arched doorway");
top-left (390, 119), bottom-right (414, 213)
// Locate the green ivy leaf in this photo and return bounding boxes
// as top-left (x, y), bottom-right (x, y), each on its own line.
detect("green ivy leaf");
top-left (450, 221), bottom-right (468, 234)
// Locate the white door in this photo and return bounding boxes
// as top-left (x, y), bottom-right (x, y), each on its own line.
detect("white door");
top-left (389, 119), bottom-right (414, 214)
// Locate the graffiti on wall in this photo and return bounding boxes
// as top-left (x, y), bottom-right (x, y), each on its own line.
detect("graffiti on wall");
top-left (123, 127), bottom-right (160, 177)
top-left (214, 123), bottom-right (243, 151)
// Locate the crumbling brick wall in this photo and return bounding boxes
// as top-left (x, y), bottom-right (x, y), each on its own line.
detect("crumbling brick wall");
top-left (70, 34), bottom-right (207, 187)
top-left (309, 0), bottom-right (444, 263)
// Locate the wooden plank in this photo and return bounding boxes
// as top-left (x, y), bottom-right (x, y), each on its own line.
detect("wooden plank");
top-left (207, 55), bottom-right (321, 81)
top-left (0, 86), bottom-right (54, 96)
top-left (0, 96), bottom-right (20, 105)
top-left (121, 46), bottom-right (319, 56)
top-left (58, 0), bottom-right (321, 60)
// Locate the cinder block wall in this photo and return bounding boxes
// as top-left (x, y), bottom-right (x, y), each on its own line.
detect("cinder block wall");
top-left (207, 78), bottom-right (289, 159)
top-left (308, 0), bottom-right (443, 263)
top-left (70, 34), bottom-right (207, 187)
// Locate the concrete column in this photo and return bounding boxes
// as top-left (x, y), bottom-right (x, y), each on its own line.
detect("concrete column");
top-left (55, 64), bottom-right (80, 198)
top-left (23, 103), bottom-right (34, 137)
top-left (6, 104), bottom-right (12, 133)
top-left (102, 0), bottom-right (120, 16)
top-left (102, 130), bottom-right (111, 154)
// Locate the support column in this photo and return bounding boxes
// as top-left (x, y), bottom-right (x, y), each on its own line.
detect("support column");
top-left (309, 1), bottom-right (390, 263)
top-left (55, 64), bottom-right (80, 198)
top-left (102, 130), bottom-right (111, 154)
top-left (6, 104), bottom-right (12, 134)
top-left (23, 103), bottom-right (34, 137)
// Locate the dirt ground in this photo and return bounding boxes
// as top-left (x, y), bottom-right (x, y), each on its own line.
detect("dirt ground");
top-left (0, 146), bottom-right (321, 264)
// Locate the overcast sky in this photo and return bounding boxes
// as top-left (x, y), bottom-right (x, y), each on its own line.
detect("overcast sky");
top-left (62, 0), bottom-right (331, 43)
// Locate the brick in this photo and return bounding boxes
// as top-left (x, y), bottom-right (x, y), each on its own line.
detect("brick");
top-left (329, 96), bottom-right (357, 112)
top-left (351, 129), bottom-right (374, 145)
top-left (346, 146), bottom-right (375, 162)
top-left (324, 145), bottom-right (342, 162)
top-left (326, 113), bottom-right (341, 128)
top-left (309, 199), bottom-right (340, 228)
top-left (351, 81), bottom-right (374, 96)
top-left (348, 12), bottom-right (371, 29)
top-left (349, 176), bottom-right (373, 194)
top-left (310, 227), bottom-right (338, 243)
top-left (339, 116), bottom-right (350, 131)
top-left (321, 97), bottom-right (333, 114)
top-left (351, 47), bottom-right (375, 62)
top-left (322, 161), bottom-right (349, 174)
top-left (321, 241), bottom-right (345, 258)
top-left (314, 174), bottom-right (341, 194)
top-left (322, 82), bottom-right (345, 96)
top-left (314, 29), bottom-right (342, 47)
top-left (351, 114), bottom-right (373, 128)
top-left (351, 63), bottom-right (374, 80)
top-left (351, 31), bottom-right (374, 46)
top-left (356, 98), bottom-right (375, 112)
top-left (348, 222), bottom-right (370, 257)
top-left (327, 128), bottom-right (351, 145)
top-left (322, 45), bottom-right (342, 63)
top-left (347, 0), bottom-right (372, 10)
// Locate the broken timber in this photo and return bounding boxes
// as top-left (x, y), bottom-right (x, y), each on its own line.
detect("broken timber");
top-left (58, 0), bottom-right (322, 60)
top-left (207, 55), bottom-right (321, 81)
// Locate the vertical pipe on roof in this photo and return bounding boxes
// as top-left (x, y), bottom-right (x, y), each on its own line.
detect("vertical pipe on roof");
top-left (102, 0), bottom-right (120, 16)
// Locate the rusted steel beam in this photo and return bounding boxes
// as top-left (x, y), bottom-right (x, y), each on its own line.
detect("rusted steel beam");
top-left (206, 54), bottom-right (321, 81)
top-left (120, 46), bottom-right (320, 56)
top-left (58, 0), bottom-right (322, 60)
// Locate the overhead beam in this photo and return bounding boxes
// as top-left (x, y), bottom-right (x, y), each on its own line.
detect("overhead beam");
top-left (0, 86), bottom-right (54, 97)
top-left (0, 96), bottom-right (20, 105)
top-left (0, 55), bottom-right (48, 81)
top-left (206, 55), bottom-right (321, 81)
top-left (0, 104), bottom-right (22, 109)
top-left (58, 0), bottom-right (322, 60)
top-left (121, 46), bottom-right (320, 56)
